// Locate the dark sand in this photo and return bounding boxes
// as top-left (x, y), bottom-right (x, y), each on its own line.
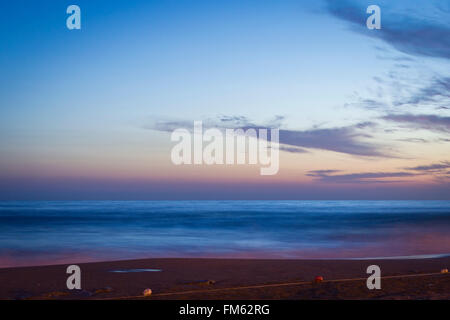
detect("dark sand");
top-left (0, 257), bottom-right (449, 300)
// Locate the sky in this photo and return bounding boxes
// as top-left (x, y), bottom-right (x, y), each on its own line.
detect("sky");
top-left (0, 0), bottom-right (449, 200)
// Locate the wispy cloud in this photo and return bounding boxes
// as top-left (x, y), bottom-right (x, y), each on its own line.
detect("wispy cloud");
top-left (405, 77), bottom-right (450, 105)
top-left (403, 161), bottom-right (450, 183)
top-left (278, 146), bottom-right (309, 154)
top-left (307, 170), bottom-right (417, 183)
top-left (325, 0), bottom-right (450, 60)
top-left (325, 0), bottom-right (450, 116)
top-left (307, 170), bottom-right (341, 176)
top-left (396, 138), bottom-right (428, 143)
top-left (405, 161), bottom-right (450, 172)
top-left (274, 122), bottom-right (386, 157)
top-left (307, 161), bottom-right (450, 184)
top-left (147, 116), bottom-right (391, 157)
top-left (352, 74), bottom-right (450, 112)
top-left (382, 114), bottom-right (450, 133)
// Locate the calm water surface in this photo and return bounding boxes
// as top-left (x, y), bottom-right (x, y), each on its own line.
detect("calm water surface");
top-left (1, 200), bottom-right (449, 267)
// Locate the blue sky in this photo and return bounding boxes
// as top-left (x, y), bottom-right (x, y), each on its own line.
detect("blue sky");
top-left (0, 0), bottom-right (449, 199)
top-left (0, 0), bottom-right (391, 127)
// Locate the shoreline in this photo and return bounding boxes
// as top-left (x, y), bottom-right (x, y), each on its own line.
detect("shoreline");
top-left (2, 252), bottom-right (450, 270)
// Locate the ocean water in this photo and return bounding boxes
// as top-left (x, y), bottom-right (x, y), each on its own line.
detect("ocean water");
top-left (0, 200), bottom-right (449, 267)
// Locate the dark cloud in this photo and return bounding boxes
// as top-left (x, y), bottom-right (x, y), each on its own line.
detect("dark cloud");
top-left (405, 161), bottom-right (450, 172)
top-left (307, 170), bottom-right (417, 183)
top-left (147, 116), bottom-right (390, 157)
top-left (382, 114), bottom-right (450, 133)
top-left (275, 123), bottom-right (385, 157)
top-left (306, 162), bottom-right (450, 185)
top-left (325, 0), bottom-right (450, 60)
top-left (307, 170), bottom-right (341, 176)
top-left (278, 146), bottom-right (309, 154)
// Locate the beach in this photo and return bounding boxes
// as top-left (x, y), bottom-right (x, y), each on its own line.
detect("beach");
top-left (1, 257), bottom-right (449, 300)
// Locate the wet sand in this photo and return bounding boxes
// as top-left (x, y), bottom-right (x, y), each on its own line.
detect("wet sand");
top-left (0, 257), bottom-right (449, 300)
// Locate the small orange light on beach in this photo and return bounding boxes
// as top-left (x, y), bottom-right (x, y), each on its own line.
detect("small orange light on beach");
top-left (441, 269), bottom-right (449, 274)
top-left (314, 276), bottom-right (324, 283)
top-left (143, 288), bottom-right (152, 297)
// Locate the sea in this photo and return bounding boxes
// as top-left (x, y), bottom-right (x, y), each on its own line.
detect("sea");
top-left (1, 200), bottom-right (449, 267)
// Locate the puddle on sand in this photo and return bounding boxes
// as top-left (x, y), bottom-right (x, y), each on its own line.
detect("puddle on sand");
top-left (109, 268), bottom-right (162, 273)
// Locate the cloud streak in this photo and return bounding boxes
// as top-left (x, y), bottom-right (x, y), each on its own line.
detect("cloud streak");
top-left (307, 170), bottom-right (417, 183)
top-left (325, 1), bottom-right (450, 116)
top-left (325, 0), bottom-right (450, 60)
top-left (405, 77), bottom-right (450, 106)
top-left (147, 116), bottom-right (390, 157)
top-left (307, 161), bottom-right (450, 184)
top-left (382, 114), bottom-right (450, 133)
top-left (275, 123), bottom-right (385, 157)
top-left (405, 161), bottom-right (450, 172)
